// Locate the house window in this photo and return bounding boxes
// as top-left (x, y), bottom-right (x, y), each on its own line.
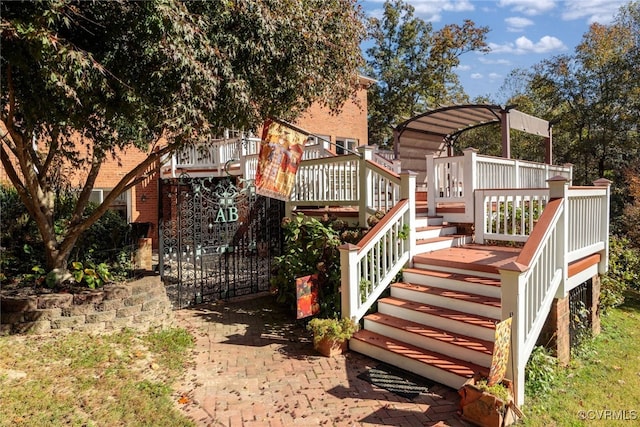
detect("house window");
top-left (89, 188), bottom-right (130, 221)
top-left (335, 138), bottom-right (358, 155)
top-left (305, 135), bottom-right (331, 149)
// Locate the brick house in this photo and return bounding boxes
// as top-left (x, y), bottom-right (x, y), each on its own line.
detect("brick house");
top-left (0, 76), bottom-right (374, 249)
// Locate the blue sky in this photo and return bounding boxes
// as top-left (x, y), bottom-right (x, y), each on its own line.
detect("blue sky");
top-left (359, 0), bottom-right (630, 102)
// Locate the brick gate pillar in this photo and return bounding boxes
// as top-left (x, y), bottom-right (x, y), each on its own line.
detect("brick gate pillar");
top-left (538, 296), bottom-right (571, 365)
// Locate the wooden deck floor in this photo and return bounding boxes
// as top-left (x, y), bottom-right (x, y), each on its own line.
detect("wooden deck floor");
top-left (413, 244), bottom-right (520, 275)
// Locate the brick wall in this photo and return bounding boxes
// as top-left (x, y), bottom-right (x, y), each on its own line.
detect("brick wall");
top-left (294, 82), bottom-right (369, 148)
top-left (537, 275), bottom-right (602, 365)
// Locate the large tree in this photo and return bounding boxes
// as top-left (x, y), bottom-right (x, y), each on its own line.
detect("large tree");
top-left (525, 1), bottom-right (640, 232)
top-left (365, 0), bottom-right (489, 146)
top-left (0, 0), bottom-right (365, 278)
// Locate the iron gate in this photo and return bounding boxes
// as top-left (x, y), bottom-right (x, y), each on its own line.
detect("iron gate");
top-left (159, 175), bottom-right (283, 308)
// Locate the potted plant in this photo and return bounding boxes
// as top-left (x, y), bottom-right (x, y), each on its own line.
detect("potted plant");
top-left (307, 317), bottom-right (358, 357)
top-left (458, 375), bottom-right (520, 427)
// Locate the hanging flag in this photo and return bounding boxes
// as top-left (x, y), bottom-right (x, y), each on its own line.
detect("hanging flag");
top-left (255, 119), bottom-right (307, 201)
top-left (487, 316), bottom-right (512, 386)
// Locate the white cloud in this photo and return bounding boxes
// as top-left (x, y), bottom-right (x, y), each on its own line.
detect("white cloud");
top-left (505, 16), bottom-right (535, 32)
top-left (365, 0), bottom-right (475, 22)
top-left (489, 35), bottom-right (567, 55)
top-left (561, 0), bottom-right (626, 24)
top-left (456, 64), bottom-right (472, 71)
top-left (471, 73), bottom-right (483, 79)
top-left (488, 72), bottom-right (503, 80)
top-left (497, 0), bottom-right (557, 16)
top-left (478, 57), bottom-right (512, 65)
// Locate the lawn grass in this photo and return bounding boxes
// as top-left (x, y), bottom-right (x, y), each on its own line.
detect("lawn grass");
top-left (0, 327), bottom-right (195, 427)
top-left (524, 290), bottom-right (640, 426)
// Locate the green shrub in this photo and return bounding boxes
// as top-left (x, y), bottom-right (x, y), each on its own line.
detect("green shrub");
top-left (601, 235), bottom-right (640, 311)
top-left (270, 214), bottom-right (367, 318)
top-left (307, 317), bottom-right (358, 345)
top-left (0, 185), bottom-right (133, 288)
top-left (525, 346), bottom-right (558, 396)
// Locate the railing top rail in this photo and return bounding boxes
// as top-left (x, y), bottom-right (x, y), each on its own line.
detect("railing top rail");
top-left (299, 153), bottom-right (360, 166)
top-left (475, 153), bottom-right (571, 170)
top-left (356, 199), bottom-right (409, 255)
top-left (568, 186), bottom-right (607, 195)
top-left (476, 187), bottom-right (548, 193)
top-left (365, 159), bottom-right (401, 181)
top-left (433, 155), bottom-right (463, 162)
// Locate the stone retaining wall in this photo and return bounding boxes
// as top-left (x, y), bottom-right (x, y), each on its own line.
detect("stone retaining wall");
top-left (0, 275), bottom-right (174, 335)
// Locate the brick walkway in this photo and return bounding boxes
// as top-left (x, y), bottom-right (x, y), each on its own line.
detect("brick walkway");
top-left (173, 294), bottom-right (470, 427)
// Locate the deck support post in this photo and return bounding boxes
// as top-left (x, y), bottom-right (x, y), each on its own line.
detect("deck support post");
top-left (358, 146), bottom-right (374, 228)
top-left (500, 267), bottom-right (526, 406)
top-left (593, 178), bottom-right (612, 275)
top-left (548, 176), bottom-right (569, 298)
top-left (339, 243), bottom-right (360, 321)
top-left (463, 148), bottom-right (478, 223)
top-left (426, 154), bottom-right (436, 217)
top-left (400, 171), bottom-right (417, 265)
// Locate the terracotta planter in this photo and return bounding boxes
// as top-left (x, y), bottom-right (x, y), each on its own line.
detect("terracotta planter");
top-left (458, 377), bottom-right (518, 427)
top-left (314, 337), bottom-right (348, 357)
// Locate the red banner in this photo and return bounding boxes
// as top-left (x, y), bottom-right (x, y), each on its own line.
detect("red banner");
top-left (296, 274), bottom-right (320, 319)
top-left (255, 119), bottom-right (306, 201)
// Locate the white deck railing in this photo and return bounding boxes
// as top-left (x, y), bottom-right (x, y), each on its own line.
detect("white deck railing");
top-left (500, 177), bottom-right (611, 405)
top-left (287, 146), bottom-right (402, 227)
top-left (475, 189), bottom-right (549, 243)
top-left (290, 154), bottom-right (360, 206)
top-left (163, 136), bottom-right (335, 179)
top-left (340, 173), bottom-right (416, 322)
top-left (426, 148), bottom-right (573, 222)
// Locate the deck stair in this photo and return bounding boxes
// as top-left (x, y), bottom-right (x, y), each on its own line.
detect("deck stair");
top-left (350, 232), bottom-right (520, 390)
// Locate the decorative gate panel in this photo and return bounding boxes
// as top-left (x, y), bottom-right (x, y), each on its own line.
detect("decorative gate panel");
top-left (159, 175), bottom-right (283, 308)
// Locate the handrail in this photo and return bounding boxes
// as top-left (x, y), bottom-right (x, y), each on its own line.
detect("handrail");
top-left (340, 199), bottom-right (411, 322)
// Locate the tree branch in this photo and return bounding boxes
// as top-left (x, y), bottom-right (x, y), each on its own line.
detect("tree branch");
top-left (39, 126), bottom-right (61, 184)
top-left (64, 140), bottom-right (178, 241)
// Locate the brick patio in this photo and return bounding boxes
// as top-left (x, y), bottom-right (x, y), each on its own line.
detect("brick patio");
top-left (173, 294), bottom-right (470, 427)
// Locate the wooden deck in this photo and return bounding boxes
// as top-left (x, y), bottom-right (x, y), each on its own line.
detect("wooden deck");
top-left (413, 244), bottom-right (520, 275)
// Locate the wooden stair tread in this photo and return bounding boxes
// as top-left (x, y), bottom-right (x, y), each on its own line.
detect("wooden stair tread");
top-left (351, 330), bottom-right (487, 378)
top-left (379, 297), bottom-right (497, 330)
top-left (403, 267), bottom-right (501, 287)
top-left (416, 236), bottom-right (457, 244)
top-left (366, 312), bottom-right (494, 355)
top-left (392, 282), bottom-right (501, 308)
top-left (416, 225), bottom-right (454, 232)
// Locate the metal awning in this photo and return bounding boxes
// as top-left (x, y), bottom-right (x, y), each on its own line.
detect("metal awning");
top-left (394, 104), bottom-right (552, 161)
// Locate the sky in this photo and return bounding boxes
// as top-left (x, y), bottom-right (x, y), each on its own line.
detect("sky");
top-left (359, 0), bottom-right (631, 102)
